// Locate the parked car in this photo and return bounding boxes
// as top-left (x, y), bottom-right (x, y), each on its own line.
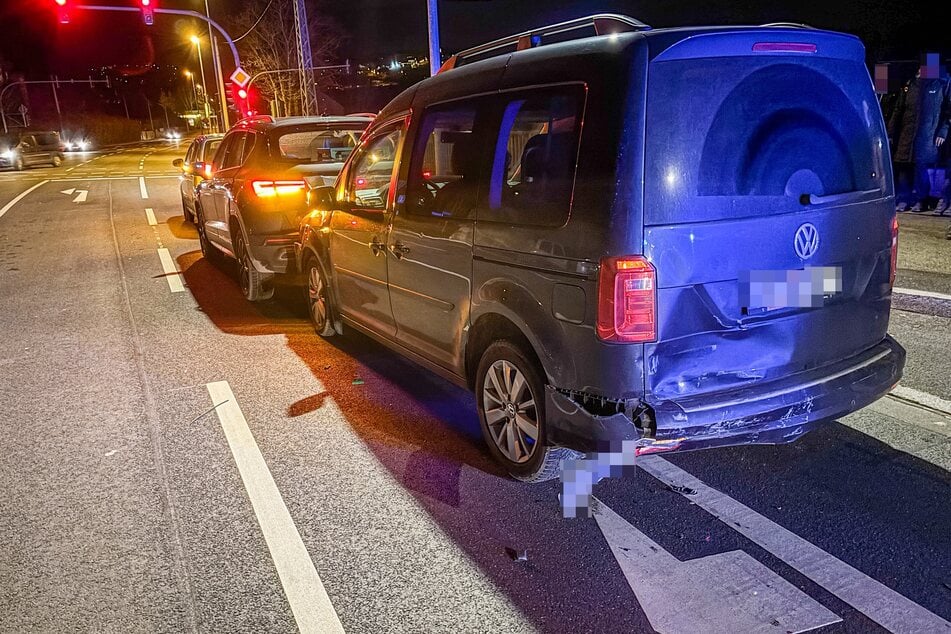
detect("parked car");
top-left (173, 133), bottom-right (224, 224)
top-left (296, 15), bottom-right (905, 481)
top-left (196, 115), bottom-right (372, 300)
top-left (0, 131), bottom-right (65, 170)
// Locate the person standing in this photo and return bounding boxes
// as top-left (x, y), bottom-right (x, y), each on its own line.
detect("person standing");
top-left (888, 54), bottom-right (951, 212)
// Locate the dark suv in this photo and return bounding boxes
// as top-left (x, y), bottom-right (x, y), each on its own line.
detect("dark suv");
top-left (196, 115), bottom-right (372, 300)
top-left (297, 15), bottom-right (905, 481)
top-left (0, 131), bottom-right (65, 170)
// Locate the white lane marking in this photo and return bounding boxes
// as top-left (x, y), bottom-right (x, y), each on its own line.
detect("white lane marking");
top-left (51, 176), bottom-right (179, 182)
top-left (145, 208), bottom-right (157, 226)
top-left (638, 456), bottom-right (951, 633)
top-left (890, 385), bottom-right (951, 416)
top-left (60, 188), bottom-right (75, 195)
top-left (0, 180), bottom-right (49, 221)
top-left (894, 287), bottom-right (951, 302)
top-left (157, 248), bottom-right (184, 293)
top-left (72, 190), bottom-right (88, 203)
top-left (206, 381), bottom-right (345, 634)
top-left (139, 176), bottom-right (149, 199)
top-left (593, 499), bottom-right (840, 633)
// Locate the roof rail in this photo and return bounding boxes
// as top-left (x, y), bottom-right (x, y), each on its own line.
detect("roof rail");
top-left (438, 14), bottom-right (650, 73)
top-left (233, 114), bottom-right (275, 127)
top-left (346, 112), bottom-right (378, 119)
top-left (760, 22), bottom-right (817, 29)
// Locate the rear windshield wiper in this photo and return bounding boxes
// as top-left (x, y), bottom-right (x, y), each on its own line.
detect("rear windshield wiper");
top-left (799, 189), bottom-right (881, 206)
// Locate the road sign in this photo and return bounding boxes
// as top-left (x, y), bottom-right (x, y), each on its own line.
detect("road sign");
top-left (230, 67), bottom-right (250, 88)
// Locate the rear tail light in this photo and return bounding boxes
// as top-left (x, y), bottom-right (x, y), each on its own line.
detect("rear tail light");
top-left (251, 179), bottom-right (306, 198)
top-left (597, 255), bottom-right (657, 343)
top-left (889, 215), bottom-right (899, 287)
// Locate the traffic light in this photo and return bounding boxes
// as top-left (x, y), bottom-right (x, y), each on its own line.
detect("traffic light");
top-left (140, 0), bottom-right (154, 26)
top-left (230, 83), bottom-right (250, 118)
top-left (54, 0), bottom-right (69, 24)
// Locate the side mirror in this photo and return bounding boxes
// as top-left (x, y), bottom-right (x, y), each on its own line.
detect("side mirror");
top-left (172, 158), bottom-right (184, 168)
top-left (307, 185), bottom-right (336, 211)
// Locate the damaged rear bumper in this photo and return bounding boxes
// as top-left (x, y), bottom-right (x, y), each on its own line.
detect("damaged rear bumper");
top-left (546, 335), bottom-right (905, 454)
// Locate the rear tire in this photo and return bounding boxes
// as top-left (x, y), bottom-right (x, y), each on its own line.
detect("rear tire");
top-left (304, 255), bottom-right (336, 337)
top-left (196, 205), bottom-right (220, 264)
top-left (13, 157), bottom-right (24, 171)
top-left (181, 196), bottom-right (194, 224)
top-left (51, 154), bottom-right (62, 167)
top-left (475, 340), bottom-right (571, 482)
top-left (234, 229), bottom-right (273, 302)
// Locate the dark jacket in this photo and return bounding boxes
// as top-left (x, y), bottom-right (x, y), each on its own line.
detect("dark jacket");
top-left (889, 77), bottom-right (951, 163)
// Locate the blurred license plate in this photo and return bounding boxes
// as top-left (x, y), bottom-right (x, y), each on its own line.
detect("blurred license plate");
top-left (740, 266), bottom-right (842, 314)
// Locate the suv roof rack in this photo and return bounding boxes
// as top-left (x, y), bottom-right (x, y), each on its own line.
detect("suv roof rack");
top-left (438, 14), bottom-right (651, 73)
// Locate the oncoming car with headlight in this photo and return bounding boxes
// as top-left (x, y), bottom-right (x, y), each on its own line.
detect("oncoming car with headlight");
top-left (0, 131), bottom-right (65, 170)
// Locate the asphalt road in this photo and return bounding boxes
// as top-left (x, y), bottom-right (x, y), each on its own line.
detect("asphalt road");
top-left (0, 142), bottom-right (949, 633)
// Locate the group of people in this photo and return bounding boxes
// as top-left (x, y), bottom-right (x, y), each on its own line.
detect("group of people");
top-left (880, 54), bottom-right (951, 238)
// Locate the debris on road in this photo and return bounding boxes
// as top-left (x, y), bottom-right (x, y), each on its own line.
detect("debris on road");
top-left (504, 547), bottom-right (528, 562)
top-left (666, 483), bottom-right (697, 495)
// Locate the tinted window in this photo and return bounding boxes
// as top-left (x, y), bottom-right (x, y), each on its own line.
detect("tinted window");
top-left (240, 133), bottom-right (256, 163)
top-left (645, 57), bottom-right (888, 225)
top-left (406, 103), bottom-right (480, 219)
top-left (346, 126), bottom-right (403, 210)
top-left (480, 88), bottom-right (583, 226)
top-left (219, 132), bottom-right (246, 169)
top-left (202, 139), bottom-right (222, 162)
top-left (274, 126), bottom-right (364, 163)
top-left (185, 141), bottom-right (198, 164)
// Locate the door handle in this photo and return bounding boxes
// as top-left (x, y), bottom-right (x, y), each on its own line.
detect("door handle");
top-left (370, 237), bottom-right (386, 256)
top-left (390, 241), bottom-right (410, 259)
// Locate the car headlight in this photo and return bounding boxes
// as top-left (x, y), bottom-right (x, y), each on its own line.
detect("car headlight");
top-left (78, 141), bottom-right (88, 151)
top-left (1, 150), bottom-right (13, 160)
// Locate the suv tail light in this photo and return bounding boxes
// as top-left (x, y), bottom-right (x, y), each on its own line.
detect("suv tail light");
top-left (251, 179), bottom-right (306, 198)
top-left (889, 215), bottom-right (899, 287)
top-left (597, 256), bottom-right (657, 343)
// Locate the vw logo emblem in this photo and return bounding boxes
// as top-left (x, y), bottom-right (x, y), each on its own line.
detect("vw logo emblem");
top-left (794, 223), bottom-right (819, 260)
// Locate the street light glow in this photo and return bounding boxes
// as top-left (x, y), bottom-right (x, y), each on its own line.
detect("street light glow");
top-left (190, 35), bottom-right (200, 45)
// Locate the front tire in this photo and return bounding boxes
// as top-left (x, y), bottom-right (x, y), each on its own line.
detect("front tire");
top-left (234, 229), bottom-right (273, 302)
top-left (476, 340), bottom-right (570, 482)
top-left (304, 255), bottom-right (335, 337)
top-left (51, 154), bottom-right (63, 167)
top-left (13, 156), bottom-right (24, 171)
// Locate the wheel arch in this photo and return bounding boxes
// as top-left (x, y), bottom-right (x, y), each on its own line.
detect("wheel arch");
top-left (465, 312), bottom-right (547, 390)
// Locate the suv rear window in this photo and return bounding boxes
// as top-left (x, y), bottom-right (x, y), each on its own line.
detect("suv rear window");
top-left (645, 56), bottom-right (888, 225)
top-left (273, 126), bottom-right (365, 163)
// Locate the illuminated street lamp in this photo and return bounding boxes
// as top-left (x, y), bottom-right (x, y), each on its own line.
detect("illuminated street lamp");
top-left (190, 35), bottom-right (212, 129)
top-left (183, 69), bottom-right (198, 110)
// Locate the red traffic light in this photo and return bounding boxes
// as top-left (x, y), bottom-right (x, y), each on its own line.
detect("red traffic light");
top-left (140, 0), bottom-right (154, 25)
top-left (54, 0), bottom-right (69, 24)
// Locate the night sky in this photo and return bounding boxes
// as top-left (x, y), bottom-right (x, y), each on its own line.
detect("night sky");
top-left (0, 0), bottom-right (943, 78)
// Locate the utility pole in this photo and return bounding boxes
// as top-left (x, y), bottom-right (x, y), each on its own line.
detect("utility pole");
top-left (204, 0), bottom-right (229, 130)
top-left (49, 76), bottom-right (64, 135)
top-left (427, 0), bottom-right (441, 76)
top-left (144, 97), bottom-right (154, 134)
top-left (292, 0), bottom-right (318, 115)
top-left (213, 37), bottom-right (230, 129)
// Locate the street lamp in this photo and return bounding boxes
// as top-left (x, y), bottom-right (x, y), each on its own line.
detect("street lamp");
top-left (183, 70), bottom-right (198, 110)
top-left (190, 35), bottom-right (212, 129)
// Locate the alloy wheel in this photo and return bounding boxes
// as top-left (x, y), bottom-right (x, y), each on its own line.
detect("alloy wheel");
top-left (308, 264), bottom-right (328, 332)
top-left (482, 359), bottom-right (539, 463)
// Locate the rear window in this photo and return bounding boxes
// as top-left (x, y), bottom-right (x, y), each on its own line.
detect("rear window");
top-left (645, 56), bottom-right (889, 225)
top-left (273, 125), bottom-right (366, 164)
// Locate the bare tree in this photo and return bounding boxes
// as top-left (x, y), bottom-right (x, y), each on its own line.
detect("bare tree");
top-left (230, 0), bottom-right (344, 117)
